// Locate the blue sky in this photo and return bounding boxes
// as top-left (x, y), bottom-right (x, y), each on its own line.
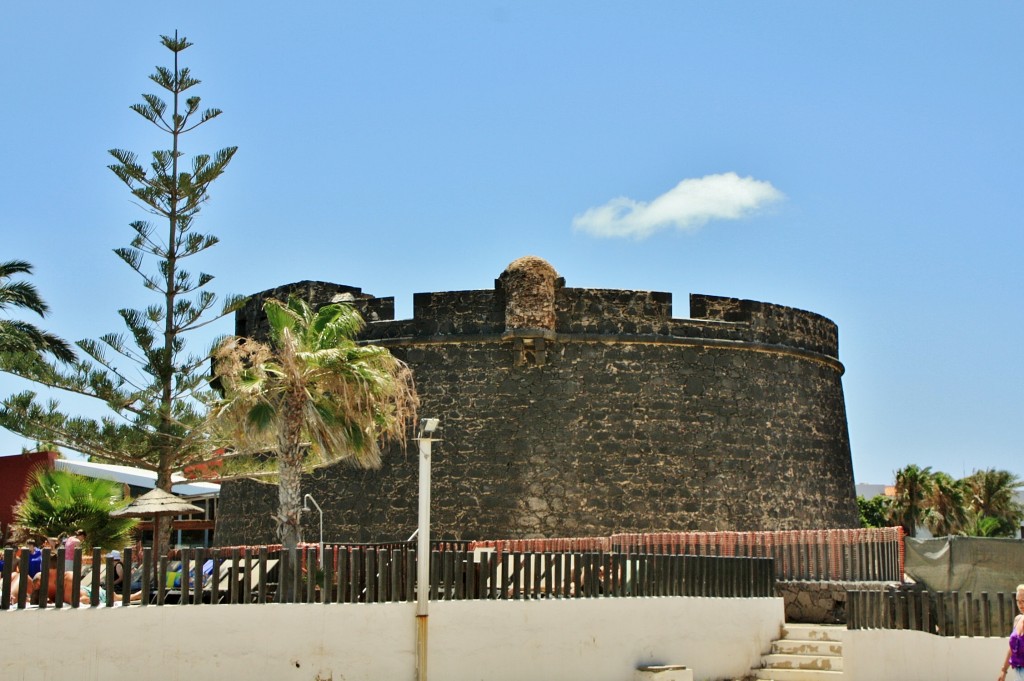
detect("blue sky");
top-left (2, 3), bottom-right (1021, 486)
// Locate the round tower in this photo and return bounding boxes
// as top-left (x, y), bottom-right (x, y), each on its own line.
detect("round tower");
top-left (215, 257), bottom-right (858, 544)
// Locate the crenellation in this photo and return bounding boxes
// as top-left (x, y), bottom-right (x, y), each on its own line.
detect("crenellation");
top-left (690, 293), bottom-right (838, 358)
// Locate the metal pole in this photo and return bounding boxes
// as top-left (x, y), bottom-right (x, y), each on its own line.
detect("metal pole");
top-left (302, 494), bottom-right (324, 568)
top-left (416, 434), bottom-right (431, 681)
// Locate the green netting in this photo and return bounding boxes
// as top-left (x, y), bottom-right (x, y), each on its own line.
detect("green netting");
top-left (905, 536), bottom-right (1024, 594)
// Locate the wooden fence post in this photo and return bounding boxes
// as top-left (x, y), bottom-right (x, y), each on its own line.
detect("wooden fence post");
top-left (0, 547), bottom-right (12, 610)
top-left (966, 592), bottom-right (974, 637)
top-left (936, 592), bottom-right (946, 636)
top-left (337, 547), bottom-right (349, 604)
top-left (307, 547), bottom-right (318, 603)
top-left (35, 549), bottom-right (50, 611)
top-left (847, 590), bottom-right (859, 629)
top-left (519, 552), bottom-right (530, 600)
top-left (405, 545), bottom-right (414, 591)
top-left (392, 548), bottom-right (403, 602)
top-left (242, 549), bottom-right (253, 604)
top-left (87, 547), bottom-right (100, 608)
top-left (228, 548), bottom-right (240, 604)
top-left (952, 591), bottom-right (961, 638)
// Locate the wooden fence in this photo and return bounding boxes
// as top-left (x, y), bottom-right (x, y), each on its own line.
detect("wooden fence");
top-left (473, 528), bottom-right (904, 582)
top-left (1, 543), bottom-right (774, 609)
top-left (847, 588), bottom-right (1017, 637)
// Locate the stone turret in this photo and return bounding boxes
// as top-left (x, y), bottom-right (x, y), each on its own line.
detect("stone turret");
top-left (497, 255), bottom-right (560, 331)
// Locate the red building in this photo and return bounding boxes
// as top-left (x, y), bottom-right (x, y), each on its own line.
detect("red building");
top-left (0, 451), bottom-right (59, 537)
top-left (0, 452), bottom-right (219, 547)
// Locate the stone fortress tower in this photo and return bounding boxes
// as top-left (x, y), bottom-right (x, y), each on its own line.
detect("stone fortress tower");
top-left (214, 256), bottom-right (859, 544)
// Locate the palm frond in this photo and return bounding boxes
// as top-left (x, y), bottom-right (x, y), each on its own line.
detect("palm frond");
top-left (208, 295), bottom-right (419, 550)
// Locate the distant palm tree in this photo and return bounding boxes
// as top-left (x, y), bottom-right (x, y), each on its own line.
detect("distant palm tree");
top-left (925, 471), bottom-right (968, 537)
top-left (209, 297), bottom-right (418, 554)
top-left (0, 259), bottom-right (75, 363)
top-left (890, 464), bottom-right (934, 537)
top-left (964, 468), bottom-right (1023, 536)
top-left (14, 467), bottom-right (137, 549)
top-left (961, 513), bottom-right (1003, 538)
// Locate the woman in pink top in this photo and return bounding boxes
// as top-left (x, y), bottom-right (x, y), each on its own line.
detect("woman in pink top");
top-left (63, 529), bottom-right (85, 571)
top-left (999, 585), bottom-right (1024, 681)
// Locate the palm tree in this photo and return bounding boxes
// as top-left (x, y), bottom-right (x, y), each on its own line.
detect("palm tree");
top-left (961, 512), bottom-right (1003, 537)
top-left (14, 467), bottom-right (138, 549)
top-left (889, 464), bottom-right (934, 537)
top-left (925, 471), bottom-right (968, 537)
top-left (964, 468), bottom-right (1023, 536)
top-left (209, 297), bottom-right (418, 553)
top-left (0, 259), bottom-right (75, 363)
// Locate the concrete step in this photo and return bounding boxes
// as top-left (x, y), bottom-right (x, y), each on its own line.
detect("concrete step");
top-left (753, 669), bottom-right (844, 681)
top-left (771, 639), bottom-right (843, 657)
top-left (762, 653), bottom-right (843, 672)
top-left (749, 623), bottom-right (847, 681)
top-left (781, 624), bottom-right (846, 642)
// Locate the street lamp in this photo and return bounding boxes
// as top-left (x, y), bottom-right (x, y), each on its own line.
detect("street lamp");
top-left (301, 493), bottom-right (324, 568)
top-left (415, 418), bottom-right (440, 681)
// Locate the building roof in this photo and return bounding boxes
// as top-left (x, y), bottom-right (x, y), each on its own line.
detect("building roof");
top-left (855, 483), bottom-right (895, 499)
top-left (54, 459), bottom-right (220, 498)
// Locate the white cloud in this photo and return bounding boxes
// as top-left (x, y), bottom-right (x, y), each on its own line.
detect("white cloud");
top-left (572, 172), bottom-right (784, 239)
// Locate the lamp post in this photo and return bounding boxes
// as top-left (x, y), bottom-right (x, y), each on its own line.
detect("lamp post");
top-left (302, 493), bottom-right (323, 568)
top-left (415, 418), bottom-right (439, 681)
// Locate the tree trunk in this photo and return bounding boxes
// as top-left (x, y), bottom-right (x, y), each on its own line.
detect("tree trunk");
top-left (277, 452), bottom-right (303, 551)
top-left (277, 376), bottom-right (309, 602)
top-left (154, 465), bottom-right (174, 560)
top-left (277, 449), bottom-right (303, 603)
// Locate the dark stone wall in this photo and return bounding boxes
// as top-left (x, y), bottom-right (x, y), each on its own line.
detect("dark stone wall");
top-left (214, 261), bottom-right (858, 545)
top-left (234, 280), bottom-right (395, 339)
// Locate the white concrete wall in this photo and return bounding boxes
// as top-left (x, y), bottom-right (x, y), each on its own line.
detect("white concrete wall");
top-left (0, 596), bottom-right (784, 681)
top-left (430, 597), bottom-right (783, 681)
top-left (844, 629), bottom-right (1008, 681)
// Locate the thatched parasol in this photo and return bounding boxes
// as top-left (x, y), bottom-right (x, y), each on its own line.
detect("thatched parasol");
top-left (111, 488), bottom-right (204, 518)
top-left (111, 488), bottom-right (204, 557)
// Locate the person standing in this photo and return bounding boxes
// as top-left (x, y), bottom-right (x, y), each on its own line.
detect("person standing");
top-left (63, 529), bottom-right (85, 572)
top-left (998, 585), bottom-right (1024, 681)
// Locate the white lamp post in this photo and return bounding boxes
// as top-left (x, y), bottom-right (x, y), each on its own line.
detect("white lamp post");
top-left (301, 493), bottom-right (324, 568)
top-left (415, 418), bottom-right (440, 681)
